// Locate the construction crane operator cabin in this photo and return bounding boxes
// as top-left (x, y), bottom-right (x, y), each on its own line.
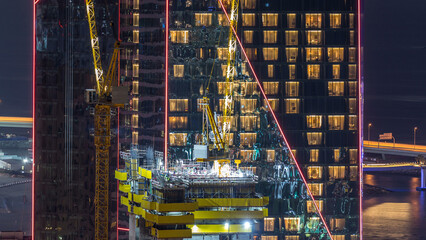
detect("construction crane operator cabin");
top-left (33, 0), bottom-right (362, 239)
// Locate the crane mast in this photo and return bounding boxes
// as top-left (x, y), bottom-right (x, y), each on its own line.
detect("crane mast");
top-left (85, 1), bottom-right (120, 239)
top-left (222, 0), bottom-right (240, 150)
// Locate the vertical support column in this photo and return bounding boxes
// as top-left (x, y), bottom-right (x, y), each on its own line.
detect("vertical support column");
top-left (129, 213), bottom-right (136, 240)
top-left (417, 166), bottom-right (426, 191)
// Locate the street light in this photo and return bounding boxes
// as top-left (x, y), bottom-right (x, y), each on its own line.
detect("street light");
top-left (368, 123), bottom-right (372, 141)
top-left (414, 127), bottom-right (418, 148)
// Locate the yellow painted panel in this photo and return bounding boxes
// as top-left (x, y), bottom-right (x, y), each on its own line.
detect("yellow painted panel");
top-left (145, 212), bottom-right (194, 225)
top-left (195, 198), bottom-right (269, 207)
top-left (120, 196), bottom-right (129, 207)
top-left (119, 183), bottom-right (131, 193)
top-left (157, 202), bottom-right (198, 212)
top-left (138, 167), bottom-right (152, 179)
top-left (188, 224), bottom-right (252, 234)
top-left (194, 210), bottom-right (265, 219)
top-left (115, 170), bottom-right (127, 181)
top-left (151, 228), bottom-right (192, 238)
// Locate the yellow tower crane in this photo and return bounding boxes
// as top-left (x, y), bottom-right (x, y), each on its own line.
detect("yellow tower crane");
top-left (222, 0), bottom-right (240, 151)
top-left (85, 1), bottom-right (122, 239)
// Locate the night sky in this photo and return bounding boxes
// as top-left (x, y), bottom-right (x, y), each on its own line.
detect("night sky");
top-left (1, 0), bottom-right (426, 144)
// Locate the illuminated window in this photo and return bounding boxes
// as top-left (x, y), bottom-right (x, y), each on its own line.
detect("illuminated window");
top-left (285, 236), bottom-right (299, 240)
top-left (307, 200), bottom-right (323, 213)
top-left (242, 13), bottom-right (255, 26)
top-left (219, 99), bottom-right (234, 113)
top-left (264, 30), bottom-right (277, 44)
top-left (327, 48), bottom-right (344, 62)
top-left (349, 65), bottom-right (357, 79)
top-left (133, 0), bottom-right (139, 9)
top-left (170, 30), bottom-right (189, 43)
top-left (221, 64), bottom-right (228, 77)
top-left (349, 13), bottom-right (355, 28)
top-left (267, 65), bottom-right (274, 78)
top-left (133, 30), bottom-right (139, 43)
top-left (285, 99), bottom-right (300, 114)
top-left (309, 149), bottom-right (319, 162)
top-left (286, 48), bottom-right (298, 62)
top-left (285, 31), bottom-right (298, 45)
top-left (132, 98), bottom-right (139, 111)
top-left (263, 82), bottom-right (279, 95)
top-left (332, 235), bottom-right (345, 240)
top-left (264, 99), bottom-right (279, 111)
top-left (241, 82), bottom-right (257, 95)
top-left (133, 63), bottom-right (139, 77)
top-left (349, 81), bottom-right (357, 96)
top-left (240, 99), bottom-right (257, 113)
top-left (350, 30), bottom-right (355, 45)
top-left (330, 218), bottom-right (345, 231)
top-left (262, 13), bottom-right (278, 27)
top-left (349, 48), bottom-right (356, 62)
top-left (244, 30), bottom-right (254, 44)
top-left (264, 218), bottom-right (275, 231)
top-left (133, 13), bottom-right (139, 26)
top-left (197, 98), bottom-right (204, 112)
top-left (241, 0), bottom-right (256, 9)
top-left (261, 237), bottom-right (278, 240)
top-left (307, 132), bottom-right (322, 145)
top-left (218, 14), bottom-right (229, 26)
top-left (266, 150), bottom-right (275, 162)
top-left (169, 116), bottom-right (188, 129)
top-left (308, 183), bottom-right (323, 196)
top-left (217, 82), bottom-right (233, 95)
top-left (333, 65), bottom-right (340, 79)
top-left (263, 48), bottom-right (278, 61)
top-left (132, 131), bottom-right (138, 145)
top-left (328, 81), bottom-right (344, 96)
top-left (132, 114), bottom-right (138, 128)
top-left (169, 99), bottom-right (188, 112)
top-left (240, 133), bottom-right (257, 147)
top-left (306, 14), bottom-right (322, 28)
top-left (349, 115), bottom-right (357, 130)
top-left (334, 149), bottom-right (341, 162)
top-left (169, 133), bottom-right (187, 146)
top-left (329, 14), bottom-right (341, 28)
top-left (307, 115), bottom-right (322, 128)
top-left (194, 13), bottom-right (212, 26)
top-left (288, 65), bottom-right (296, 79)
top-left (217, 116), bottom-right (237, 131)
top-left (328, 115), bottom-right (344, 130)
top-left (306, 48), bottom-right (322, 62)
top-left (245, 48), bottom-right (258, 60)
top-left (329, 166), bottom-right (346, 179)
top-left (349, 149), bottom-right (358, 164)
top-left (240, 116), bottom-right (258, 131)
top-left (287, 13), bottom-right (297, 28)
top-left (132, 81), bottom-right (139, 95)
top-left (351, 235), bottom-right (360, 240)
top-left (198, 48), bottom-right (204, 59)
top-left (284, 218), bottom-right (300, 232)
top-left (349, 98), bottom-right (356, 113)
top-left (306, 30), bottom-right (322, 45)
top-left (307, 64), bottom-right (320, 79)
top-left (173, 65), bottom-right (184, 77)
top-left (350, 166), bottom-right (358, 181)
top-left (217, 48), bottom-right (228, 60)
top-left (240, 150), bottom-right (255, 162)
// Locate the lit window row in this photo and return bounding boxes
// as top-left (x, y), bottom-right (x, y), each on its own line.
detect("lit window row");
top-left (306, 115), bottom-right (358, 130)
top-left (308, 149), bottom-right (358, 164)
top-left (307, 166), bottom-right (358, 180)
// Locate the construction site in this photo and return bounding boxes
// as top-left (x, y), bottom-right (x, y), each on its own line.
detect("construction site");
top-left (33, 0), bottom-right (361, 239)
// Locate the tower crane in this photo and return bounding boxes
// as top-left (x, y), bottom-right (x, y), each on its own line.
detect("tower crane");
top-left (85, 1), bottom-right (123, 239)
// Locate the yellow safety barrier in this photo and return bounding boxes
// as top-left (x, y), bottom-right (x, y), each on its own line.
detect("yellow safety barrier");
top-left (138, 167), bottom-right (152, 179)
top-left (188, 224), bottom-right (252, 234)
top-left (195, 197), bottom-right (268, 207)
top-left (194, 209), bottom-right (267, 220)
top-left (118, 183), bottom-right (131, 193)
top-left (115, 170), bottom-right (127, 181)
top-left (151, 228), bottom-right (192, 238)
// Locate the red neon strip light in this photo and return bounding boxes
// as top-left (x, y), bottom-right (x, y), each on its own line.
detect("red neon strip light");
top-left (32, 1), bottom-right (38, 239)
top-left (118, 227), bottom-right (130, 232)
top-left (164, 0), bottom-right (169, 171)
top-left (216, 1), bottom-right (333, 239)
top-left (357, 0), bottom-right (363, 239)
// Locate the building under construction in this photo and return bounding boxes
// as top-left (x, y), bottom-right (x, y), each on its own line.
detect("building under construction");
top-left (33, 0), bottom-right (362, 239)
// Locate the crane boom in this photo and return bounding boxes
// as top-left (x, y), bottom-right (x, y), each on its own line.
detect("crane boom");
top-left (222, 0), bottom-right (239, 150)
